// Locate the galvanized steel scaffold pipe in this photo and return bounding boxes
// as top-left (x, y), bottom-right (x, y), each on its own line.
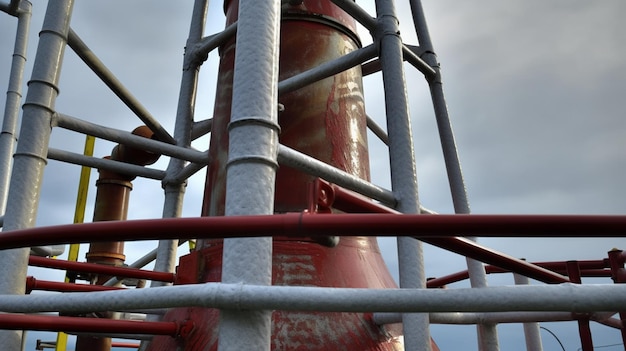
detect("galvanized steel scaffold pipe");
top-left (408, 0), bottom-right (498, 348)
top-left (0, 1), bottom-right (75, 349)
top-left (375, 0), bottom-right (432, 349)
top-left (215, 0), bottom-right (282, 350)
top-left (0, 283), bottom-right (625, 315)
top-left (136, 2), bottom-right (211, 351)
top-left (0, 0), bottom-right (31, 216)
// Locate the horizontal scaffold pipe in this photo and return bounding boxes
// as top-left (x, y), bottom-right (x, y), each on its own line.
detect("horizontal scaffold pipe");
top-left (0, 283), bottom-right (625, 315)
top-left (47, 148), bottom-right (166, 180)
top-left (278, 145), bottom-right (396, 205)
top-left (67, 29), bottom-right (175, 144)
top-left (330, 0), bottom-right (377, 32)
top-left (189, 22), bottom-right (237, 69)
top-left (54, 113), bottom-right (209, 164)
top-left (402, 44), bottom-right (437, 78)
top-left (278, 44), bottom-right (378, 95)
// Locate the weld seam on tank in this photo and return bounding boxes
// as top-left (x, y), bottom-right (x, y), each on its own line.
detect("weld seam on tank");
top-left (329, 0), bottom-right (377, 32)
top-left (281, 13), bottom-right (361, 47)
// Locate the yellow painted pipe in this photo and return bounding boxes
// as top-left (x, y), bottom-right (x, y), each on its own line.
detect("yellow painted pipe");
top-left (55, 134), bottom-right (95, 351)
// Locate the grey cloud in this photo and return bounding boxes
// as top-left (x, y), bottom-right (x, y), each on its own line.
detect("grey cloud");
top-left (2, 1), bottom-right (625, 349)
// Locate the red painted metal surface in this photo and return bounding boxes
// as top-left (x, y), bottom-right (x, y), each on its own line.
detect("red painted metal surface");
top-left (111, 342), bottom-right (141, 349)
top-left (0, 314), bottom-right (180, 336)
top-left (426, 261), bottom-right (613, 288)
top-left (310, 180), bottom-right (570, 284)
top-left (607, 249), bottom-right (626, 346)
top-left (163, 0), bottom-right (414, 349)
top-left (567, 261), bottom-right (594, 351)
top-left (25, 276), bottom-right (123, 293)
top-left (28, 256), bottom-right (174, 283)
top-left (5, 214), bottom-right (626, 249)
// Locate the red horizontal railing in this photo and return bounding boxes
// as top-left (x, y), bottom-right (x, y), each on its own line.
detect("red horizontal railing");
top-left (29, 256), bottom-right (175, 283)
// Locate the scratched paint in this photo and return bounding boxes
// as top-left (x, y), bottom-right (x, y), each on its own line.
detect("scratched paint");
top-left (147, 1), bottom-right (439, 350)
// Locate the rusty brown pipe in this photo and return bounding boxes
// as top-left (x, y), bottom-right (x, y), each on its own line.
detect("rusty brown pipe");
top-left (76, 126), bottom-right (160, 351)
top-left (86, 126), bottom-right (160, 274)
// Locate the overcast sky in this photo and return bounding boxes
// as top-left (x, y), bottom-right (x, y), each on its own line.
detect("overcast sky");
top-left (1, 1), bottom-right (626, 350)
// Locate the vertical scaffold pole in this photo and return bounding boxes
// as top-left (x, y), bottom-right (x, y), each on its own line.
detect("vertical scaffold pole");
top-left (513, 273), bottom-right (544, 351)
top-left (0, 1), bottom-right (75, 350)
top-left (407, 1), bottom-right (499, 349)
top-left (0, 0), bottom-right (32, 215)
top-left (137, 3), bottom-right (209, 350)
top-left (375, 0), bottom-right (431, 350)
top-left (155, 0), bottom-right (209, 288)
top-left (217, 0), bottom-right (281, 350)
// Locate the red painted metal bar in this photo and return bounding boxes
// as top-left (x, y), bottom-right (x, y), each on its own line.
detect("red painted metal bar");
top-left (0, 314), bottom-right (182, 336)
top-left (427, 263), bottom-right (612, 288)
top-left (1, 214), bottom-right (624, 284)
top-left (567, 261), bottom-right (594, 351)
top-left (575, 269), bottom-right (613, 278)
top-left (423, 236), bottom-right (569, 283)
top-left (527, 260), bottom-right (609, 270)
top-left (3, 214), bottom-right (626, 250)
top-left (25, 276), bottom-right (123, 293)
top-left (112, 342), bottom-right (140, 349)
top-left (493, 266), bottom-right (612, 279)
top-left (316, 179), bottom-right (396, 214)
top-left (426, 271), bottom-right (469, 288)
top-left (607, 249), bottom-right (626, 347)
top-left (312, 181), bottom-right (571, 284)
top-left (488, 260), bottom-right (609, 273)
top-left (28, 256), bottom-right (174, 283)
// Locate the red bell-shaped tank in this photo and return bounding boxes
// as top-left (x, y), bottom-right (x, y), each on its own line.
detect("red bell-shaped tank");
top-left (148, 1), bottom-right (437, 350)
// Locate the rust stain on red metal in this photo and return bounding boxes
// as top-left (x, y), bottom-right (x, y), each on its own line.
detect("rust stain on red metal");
top-left (152, 1), bottom-right (436, 350)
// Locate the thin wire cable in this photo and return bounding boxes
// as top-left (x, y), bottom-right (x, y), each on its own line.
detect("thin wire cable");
top-left (540, 326), bottom-right (566, 351)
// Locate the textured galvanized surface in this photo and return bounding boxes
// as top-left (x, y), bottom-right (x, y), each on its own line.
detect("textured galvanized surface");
top-left (0, 0), bottom-right (30, 215)
top-left (374, 0), bottom-right (431, 349)
top-left (0, 1), bottom-right (74, 349)
top-left (3, 282), bottom-right (626, 315)
top-left (406, 0), bottom-right (499, 347)
top-left (217, 0), bottom-right (281, 348)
